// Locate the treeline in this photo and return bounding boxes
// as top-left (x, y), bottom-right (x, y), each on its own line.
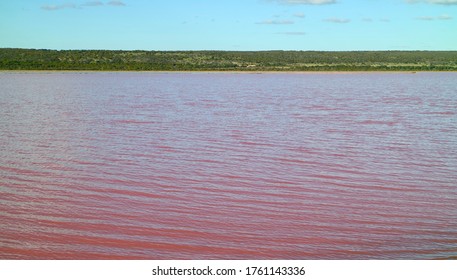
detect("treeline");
top-left (1, 48), bottom-right (457, 71)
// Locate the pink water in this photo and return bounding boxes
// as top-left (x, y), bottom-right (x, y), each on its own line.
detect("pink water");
top-left (1, 72), bottom-right (456, 259)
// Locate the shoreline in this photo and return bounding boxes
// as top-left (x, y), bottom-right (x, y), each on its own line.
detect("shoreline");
top-left (1, 70), bottom-right (456, 74)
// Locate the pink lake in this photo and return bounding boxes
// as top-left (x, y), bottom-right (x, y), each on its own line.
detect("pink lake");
top-left (1, 72), bottom-right (456, 259)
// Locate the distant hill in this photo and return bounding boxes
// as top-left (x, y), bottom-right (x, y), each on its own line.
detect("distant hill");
top-left (1, 48), bottom-right (456, 71)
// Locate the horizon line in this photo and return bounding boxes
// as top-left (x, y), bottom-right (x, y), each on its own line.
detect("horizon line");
top-left (2, 47), bottom-right (457, 52)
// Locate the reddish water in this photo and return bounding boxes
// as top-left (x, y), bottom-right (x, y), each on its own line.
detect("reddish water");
top-left (1, 72), bottom-right (456, 259)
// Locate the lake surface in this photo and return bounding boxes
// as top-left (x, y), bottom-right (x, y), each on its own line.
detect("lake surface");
top-left (1, 72), bottom-right (456, 259)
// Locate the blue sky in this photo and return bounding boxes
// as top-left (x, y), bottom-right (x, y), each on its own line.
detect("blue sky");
top-left (1, 0), bottom-right (456, 50)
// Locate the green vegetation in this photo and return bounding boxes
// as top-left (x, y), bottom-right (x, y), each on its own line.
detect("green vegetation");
top-left (1, 48), bottom-right (457, 71)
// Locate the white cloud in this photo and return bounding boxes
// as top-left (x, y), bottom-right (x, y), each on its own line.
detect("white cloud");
top-left (271, 0), bottom-right (336, 5)
top-left (42, 1), bottom-right (126, 11)
top-left (107, 1), bottom-right (126, 6)
top-left (82, 1), bottom-right (104, 6)
top-left (438, 14), bottom-right (453, 19)
top-left (256, 19), bottom-right (295, 24)
top-left (406, 0), bottom-right (457, 4)
top-left (416, 14), bottom-right (453, 20)
top-left (41, 3), bottom-right (77, 11)
top-left (428, 0), bottom-right (457, 4)
top-left (416, 16), bottom-right (435, 20)
top-left (294, 12), bottom-right (306, 18)
top-left (324, 17), bottom-right (350, 23)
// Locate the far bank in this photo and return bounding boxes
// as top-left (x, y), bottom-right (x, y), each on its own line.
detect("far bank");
top-left (1, 49), bottom-right (457, 72)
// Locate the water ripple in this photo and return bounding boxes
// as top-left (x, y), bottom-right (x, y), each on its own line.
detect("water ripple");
top-left (1, 72), bottom-right (456, 259)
